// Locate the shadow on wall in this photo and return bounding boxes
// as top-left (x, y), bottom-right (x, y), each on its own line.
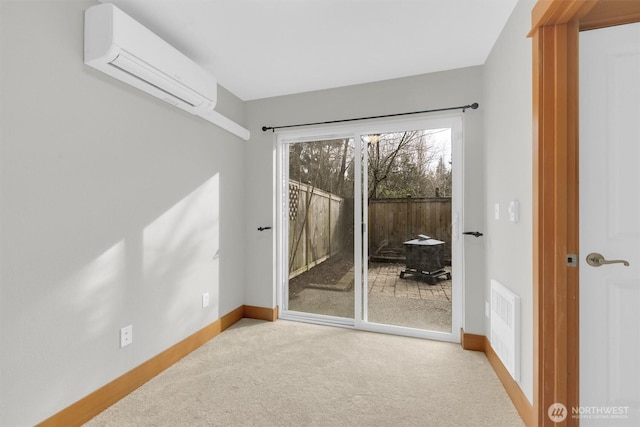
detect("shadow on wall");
top-left (2, 125), bottom-right (224, 419)
top-left (0, 2), bottom-right (248, 425)
top-left (2, 42), bottom-right (228, 425)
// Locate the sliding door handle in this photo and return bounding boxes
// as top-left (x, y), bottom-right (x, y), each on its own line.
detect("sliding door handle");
top-left (463, 231), bottom-right (483, 237)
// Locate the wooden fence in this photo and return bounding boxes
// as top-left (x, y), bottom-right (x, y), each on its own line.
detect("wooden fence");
top-left (368, 197), bottom-right (452, 260)
top-left (288, 181), bottom-right (350, 277)
top-left (289, 191), bottom-right (452, 276)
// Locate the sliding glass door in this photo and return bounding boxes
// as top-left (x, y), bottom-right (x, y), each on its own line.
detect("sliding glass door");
top-left (362, 128), bottom-right (456, 334)
top-left (283, 138), bottom-right (356, 321)
top-left (278, 117), bottom-right (462, 341)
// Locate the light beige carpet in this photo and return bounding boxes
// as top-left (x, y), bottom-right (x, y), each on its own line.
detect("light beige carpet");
top-left (85, 319), bottom-right (524, 427)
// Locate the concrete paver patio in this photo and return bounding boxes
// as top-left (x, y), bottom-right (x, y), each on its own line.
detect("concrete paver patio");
top-left (367, 262), bottom-right (451, 302)
top-left (288, 262), bottom-right (453, 332)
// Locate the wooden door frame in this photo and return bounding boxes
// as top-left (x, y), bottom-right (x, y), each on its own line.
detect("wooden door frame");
top-left (530, 1), bottom-right (640, 425)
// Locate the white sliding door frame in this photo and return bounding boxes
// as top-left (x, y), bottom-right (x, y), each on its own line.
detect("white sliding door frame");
top-left (276, 114), bottom-right (464, 342)
top-left (276, 128), bottom-right (358, 328)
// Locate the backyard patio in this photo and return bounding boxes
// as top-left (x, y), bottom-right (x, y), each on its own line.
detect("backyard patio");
top-left (286, 134), bottom-right (454, 333)
top-left (288, 255), bottom-right (452, 332)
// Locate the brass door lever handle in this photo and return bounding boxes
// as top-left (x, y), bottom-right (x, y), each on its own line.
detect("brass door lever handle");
top-left (586, 252), bottom-right (630, 267)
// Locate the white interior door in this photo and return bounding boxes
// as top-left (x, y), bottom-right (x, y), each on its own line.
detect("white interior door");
top-left (579, 23), bottom-right (640, 426)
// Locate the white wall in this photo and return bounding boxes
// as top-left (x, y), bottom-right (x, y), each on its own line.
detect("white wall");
top-left (0, 1), bottom-right (247, 425)
top-left (244, 68), bottom-right (487, 333)
top-left (483, 0), bottom-right (535, 404)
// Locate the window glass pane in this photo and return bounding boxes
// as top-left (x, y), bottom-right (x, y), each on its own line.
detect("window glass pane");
top-left (286, 138), bottom-right (355, 319)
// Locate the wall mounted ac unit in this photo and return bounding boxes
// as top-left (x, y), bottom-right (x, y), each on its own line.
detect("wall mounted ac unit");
top-left (84, 3), bottom-right (249, 140)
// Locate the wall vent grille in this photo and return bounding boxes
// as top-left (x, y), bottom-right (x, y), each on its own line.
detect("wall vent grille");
top-left (490, 279), bottom-right (520, 381)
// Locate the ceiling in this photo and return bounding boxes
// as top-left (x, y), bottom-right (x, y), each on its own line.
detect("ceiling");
top-left (103, 0), bottom-right (519, 101)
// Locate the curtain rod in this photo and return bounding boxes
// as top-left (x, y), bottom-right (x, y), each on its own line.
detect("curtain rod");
top-left (261, 102), bottom-right (479, 132)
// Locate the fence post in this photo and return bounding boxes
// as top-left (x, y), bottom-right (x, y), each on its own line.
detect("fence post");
top-left (305, 188), bottom-right (310, 272)
top-left (328, 193), bottom-right (332, 257)
top-left (406, 198), bottom-right (410, 241)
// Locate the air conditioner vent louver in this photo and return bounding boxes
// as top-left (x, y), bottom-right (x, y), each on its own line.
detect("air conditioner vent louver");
top-left (108, 53), bottom-right (203, 108)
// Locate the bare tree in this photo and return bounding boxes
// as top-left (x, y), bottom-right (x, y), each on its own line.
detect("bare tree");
top-left (367, 129), bottom-right (449, 200)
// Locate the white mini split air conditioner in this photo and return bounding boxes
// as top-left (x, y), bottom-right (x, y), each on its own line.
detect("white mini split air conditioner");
top-left (84, 3), bottom-right (250, 140)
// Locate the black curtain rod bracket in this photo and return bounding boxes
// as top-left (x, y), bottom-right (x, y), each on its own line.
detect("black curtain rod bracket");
top-left (262, 102), bottom-right (479, 132)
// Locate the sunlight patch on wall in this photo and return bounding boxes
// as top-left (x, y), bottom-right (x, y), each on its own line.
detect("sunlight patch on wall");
top-left (143, 174), bottom-right (220, 326)
top-left (68, 240), bottom-right (125, 337)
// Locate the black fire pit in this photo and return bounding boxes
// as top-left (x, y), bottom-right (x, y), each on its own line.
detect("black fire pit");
top-left (400, 235), bottom-right (451, 284)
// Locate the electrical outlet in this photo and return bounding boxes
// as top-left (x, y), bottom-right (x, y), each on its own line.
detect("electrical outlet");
top-left (202, 292), bottom-right (210, 308)
top-left (120, 325), bottom-right (132, 348)
top-left (485, 302), bottom-right (490, 318)
top-left (494, 203), bottom-right (500, 220)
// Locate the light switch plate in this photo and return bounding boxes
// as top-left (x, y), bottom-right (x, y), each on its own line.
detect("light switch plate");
top-left (494, 203), bottom-right (500, 220)
top-left (509, 201), bottom-right (520, 222)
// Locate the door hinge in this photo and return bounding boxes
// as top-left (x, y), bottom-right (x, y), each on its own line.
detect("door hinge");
top-left (567, 254), bottom-right (578, 267)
